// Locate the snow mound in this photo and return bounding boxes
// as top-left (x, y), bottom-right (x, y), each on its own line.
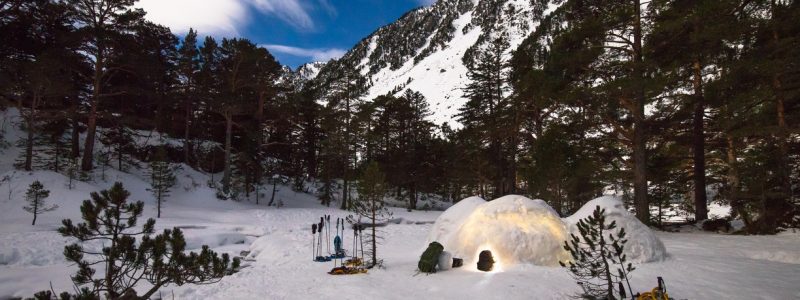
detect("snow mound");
top-left (428, 195), bottom-right (667, 268)
top-left (565, 196), bottom-right (667, 263)
top-left (426, 196), bottom-right (486, 250)
top-left (445, 195), bottom-right (571, 267)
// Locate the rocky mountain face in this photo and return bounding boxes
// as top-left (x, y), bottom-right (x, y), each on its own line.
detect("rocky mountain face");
top-left (279, 61), bottom-right (327, 89)
top-left (308, 0), bottom-right (561, 126)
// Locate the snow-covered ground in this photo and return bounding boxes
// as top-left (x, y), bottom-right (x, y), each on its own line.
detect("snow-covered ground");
top-left (1, 109), bottom-right (799, 299)
top-left (1, 166), bottom-right (798, 299)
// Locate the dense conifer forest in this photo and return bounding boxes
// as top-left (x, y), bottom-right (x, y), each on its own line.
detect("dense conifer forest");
top-left (1, 0), bottom-right (797, 234)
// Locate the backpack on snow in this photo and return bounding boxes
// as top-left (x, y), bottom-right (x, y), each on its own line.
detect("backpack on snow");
top-left (418, 241), bottom-right (444, 273)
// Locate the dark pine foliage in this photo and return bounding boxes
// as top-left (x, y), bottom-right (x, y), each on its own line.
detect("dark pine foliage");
top-left (560, 206), bottom-right (635, 299)
top-left (54, 182), bottom-right (239, 299)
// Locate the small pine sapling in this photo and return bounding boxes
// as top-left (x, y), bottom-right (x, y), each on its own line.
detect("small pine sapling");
top-left (54, 182), bottom-right (239, 299)
top-left (559, 205), bottom-right (635, 299)
top-left (347, 162), bottom-right (393, 268)
top-left (23, 180), bottom-right (56, 225)
top-left (148, 148), bottom-right (177, 218)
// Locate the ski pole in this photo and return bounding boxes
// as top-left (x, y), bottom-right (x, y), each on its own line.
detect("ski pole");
top-left (340, 219), bottom-right (345, 264)
top-left (312, 224), bottom-right (317, 261)
top-left (353, 224), bottom-right (357, 262)
top-left (318, 220), bottom-right (324, 258)
top-left (326, 215), bottom-right (331, 254)
top-left (359, 225), bottom-right (365, 264)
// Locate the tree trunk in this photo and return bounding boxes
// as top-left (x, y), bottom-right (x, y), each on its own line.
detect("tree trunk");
top-left (692, 59), bottom-right (708, 221)
top-left (269, 179), bottom-right (278, 206)
top-left (222, 112), bottom-right (233, 193)
top-left (773, 73), bottom-right (790, 199)
top-left (70, 96), bottom-right (80, 159)
top-left (632, 0), bottom-right (649, 223)
top-left (408, 183), bottom-right (417, 210)
top-left (31, 197), bottom-right (37, 226)
top-left (25, 121), bottom-right (33, 171)
top-left (371, 197), bottom-right (377, 266)
top-left (157, 191), bottom-right (161, 218)
top-left (341, 179), bottom-right (349, 210)
top-left (22, 93), bottom-right (38, 171)
top-left (256, 91), bottom-right (265, 122)
top-left (82, 52), bottom-right (103, 171)
top-left (183, 95), bottom-right (192, 166)
top-left (726, 135), bottom-right (749, 225)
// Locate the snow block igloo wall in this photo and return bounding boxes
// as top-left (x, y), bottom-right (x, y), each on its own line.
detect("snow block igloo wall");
top-left (428, 195), bottom-right (666, 268)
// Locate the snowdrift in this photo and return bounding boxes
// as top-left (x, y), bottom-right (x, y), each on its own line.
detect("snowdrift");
top-left (427, 195), bottom-right (666, 268)
top-left (564, 196), bottom-right (667, 263)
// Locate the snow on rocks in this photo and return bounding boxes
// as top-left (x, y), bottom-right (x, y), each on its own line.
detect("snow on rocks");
top-left (428, 195), bottom-right (667, 269)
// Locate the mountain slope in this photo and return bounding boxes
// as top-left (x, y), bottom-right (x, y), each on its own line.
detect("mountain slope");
top-left (312, 0), bottom-right (561, 126)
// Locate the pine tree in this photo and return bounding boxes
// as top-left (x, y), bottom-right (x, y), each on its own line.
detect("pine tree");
top-left (23, 180), bottom-right (56, 226)
top-left (148, 148), bottom-right (176, 218)
top-left (458, 32), bottom-right (514, 198)
top-left (319, 62), bottom-right (367, 210)
top-left (213, 38), bottom-right (264, 195)
top-left (348, 162), bottom-right (393, 267)
top-left (98, 121), bottom-right (138, 172)
top-left (178, 28), bottom-right (201, 166)
top-left (515, 0), bottom-right (656, 222)
top-left (560, 206), bottom-right (635, 299)
top-left (57, 182), bottom-right (239, 299)
top-left (68, 0), bottom-right (145, 171)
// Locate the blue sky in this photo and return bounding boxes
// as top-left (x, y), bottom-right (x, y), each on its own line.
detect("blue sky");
top-left (138, 0), bottom-right (436, 68)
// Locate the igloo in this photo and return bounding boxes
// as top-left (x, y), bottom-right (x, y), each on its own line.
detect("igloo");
top-left (428, 195), bottom-right (571, 268)
top-left (427, 195), bottom-right (666, 269)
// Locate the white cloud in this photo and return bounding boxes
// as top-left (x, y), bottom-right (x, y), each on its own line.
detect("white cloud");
top-left (137, 0), bottom-right (318, 36)
top-left (263, 44), bottom-right (346, 62)
top-left (417, 0), bottom-right (437, 5)
top-left (137, 0), bottom-right (248, 36)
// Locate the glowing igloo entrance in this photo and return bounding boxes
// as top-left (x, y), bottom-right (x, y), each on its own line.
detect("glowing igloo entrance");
top-left (427, 195), bottom-right (666, 270)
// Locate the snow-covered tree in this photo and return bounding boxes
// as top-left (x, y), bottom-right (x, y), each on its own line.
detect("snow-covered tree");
top-left (23, 180), bottom-right (56, 225)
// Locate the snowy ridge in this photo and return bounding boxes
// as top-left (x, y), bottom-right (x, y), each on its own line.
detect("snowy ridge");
top-left (295, 61), bottom-right (326, 81)
top-left (313, 0), bottom-right (560, 126)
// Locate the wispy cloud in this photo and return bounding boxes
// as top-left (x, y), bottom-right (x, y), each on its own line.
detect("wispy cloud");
top-left (417, 0), bottom-right (437, 6)
top-left (263, 44), bottom-right (346, 62)
top-left (317, 0), bottom-right (337, 18)
top-left (250, 0), bottom-right (315, 31)
top-left (137, 0), bottom-right (320, 36)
